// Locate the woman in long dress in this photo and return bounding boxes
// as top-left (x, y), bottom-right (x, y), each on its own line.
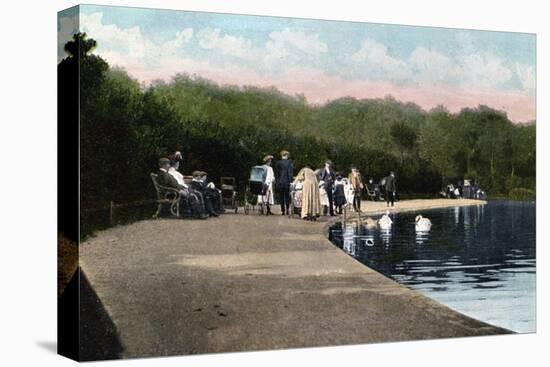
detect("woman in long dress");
top-left (295, 167), bottom-right (321, 221)
top-left (258, 155), bottom-right (275, 215)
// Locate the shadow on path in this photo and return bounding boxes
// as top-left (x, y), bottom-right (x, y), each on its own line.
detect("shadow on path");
top-left (58, 267), bottom-right (124, 361)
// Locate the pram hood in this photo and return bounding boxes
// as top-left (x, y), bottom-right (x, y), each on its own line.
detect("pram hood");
top-left (249, 165), bottom-right (267, 183)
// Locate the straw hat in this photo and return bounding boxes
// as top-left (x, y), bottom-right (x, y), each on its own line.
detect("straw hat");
top-left (263, 155), bottom-right (274, 162)
top-left (280, 150), bottom-right (290, 157)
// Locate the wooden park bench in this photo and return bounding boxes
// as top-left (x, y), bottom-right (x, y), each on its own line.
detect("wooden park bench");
top-left (150, 173), bottom-right (181, 218)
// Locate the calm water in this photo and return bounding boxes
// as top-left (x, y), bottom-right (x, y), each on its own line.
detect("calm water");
top-left (328, 201), bottom-right (536, 333)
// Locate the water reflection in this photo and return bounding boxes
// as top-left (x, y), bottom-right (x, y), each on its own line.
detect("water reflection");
top-left (415, 230), bottom-right (429, 245)
top-left (342, 224), bottom-right (357, 256)
top-left (380, 230), bottom-right (391, 247)
top-left (328, 201), bottom-right (536, 333)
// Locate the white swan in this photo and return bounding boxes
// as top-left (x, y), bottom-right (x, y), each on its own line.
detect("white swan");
top-left (378, 211), bottom-right (393, 230)
top-left (415, 215), bottom-right (432, 232)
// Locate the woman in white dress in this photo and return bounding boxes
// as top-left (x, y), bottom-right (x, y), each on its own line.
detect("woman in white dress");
top-left (258, 155), bottom-right (275, 215)
top-left (344, 178), bottom-right (355, 207)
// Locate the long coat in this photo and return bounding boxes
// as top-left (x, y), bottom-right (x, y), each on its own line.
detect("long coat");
top-left (348, 172), bottom-right (364, 192)
top-left (157, 169), bottom-right (184, 190)
top-left (275, 158), bottom-right (294, 190)
top-left (295, 168), bottom-right (321, 219)
top-left (385, 175), bottom-right (397, 192)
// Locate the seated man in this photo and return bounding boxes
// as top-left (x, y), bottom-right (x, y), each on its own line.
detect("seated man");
top-left (190, 171), bottom-right (219, 217)
top-left (200, 171), bottom-right (225, 214)
top-left (157, 158), bottom-right (207, 219)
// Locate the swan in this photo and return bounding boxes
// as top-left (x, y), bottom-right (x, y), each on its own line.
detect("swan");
top-left (378, 211), bottom-right (393, 230)
top-left (415, 215), bottom-right (432, 231)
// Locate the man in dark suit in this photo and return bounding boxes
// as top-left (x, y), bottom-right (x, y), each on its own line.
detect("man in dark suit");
top-left (190, 171), bottom-right (220, 217)
top-left (200, 171), bottom-right (225, 214)
top-left (157, 158), bottom-right (208, 219)
top-left (319, 160), bottom-right (336, 216)
top-left (275, 150), bottom-right (294, 215)
top-left (384, 171), bottom-right (397, 207)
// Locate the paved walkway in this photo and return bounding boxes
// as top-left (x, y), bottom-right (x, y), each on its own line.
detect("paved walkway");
top-left (79, 199), bottom-right (508, 359)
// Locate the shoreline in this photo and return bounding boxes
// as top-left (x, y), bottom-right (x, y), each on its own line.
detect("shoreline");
top-left (323, 198), bottom-right (488, 231)
top-left (78, 198), bottom-right (509, 360)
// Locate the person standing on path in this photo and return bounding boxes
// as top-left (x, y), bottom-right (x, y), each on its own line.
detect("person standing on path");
top-left (295, 167), bottom-right (321, 221)
top-left (319, 160), bottom-right (336, 216)
top-left (275, 150), bottom-right (294, 216)
top-left (349, 166), bottom-right (364, 212)
top-left (258, 155), bottom-right (275, 215)
top-left (384, 171), bottom-right (397, 207)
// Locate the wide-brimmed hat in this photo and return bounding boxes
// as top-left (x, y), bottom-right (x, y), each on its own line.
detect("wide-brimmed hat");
top-left (192, 170), bottom-right (202, 178)
top-left (325, 159), bottom-right (333, 165)
top-left (280, 150), bottom-right (290, 157)
top-left (263, 155), bottom-right (274, 162)
top-left (169, 152), bottom-right (183, 163)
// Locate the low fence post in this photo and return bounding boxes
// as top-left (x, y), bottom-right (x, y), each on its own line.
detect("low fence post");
top-left (109, 200), bottom-right (115, 226)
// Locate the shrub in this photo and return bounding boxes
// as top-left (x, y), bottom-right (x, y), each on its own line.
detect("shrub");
top-left (509, 187), bottom-right (536, 201)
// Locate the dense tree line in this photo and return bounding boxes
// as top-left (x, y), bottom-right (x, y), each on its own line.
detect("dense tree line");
top-left (59, 33), bottom-right (536, 214)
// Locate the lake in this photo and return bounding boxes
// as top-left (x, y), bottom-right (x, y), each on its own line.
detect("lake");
top-left (327, 200), bottom-right (536, 333)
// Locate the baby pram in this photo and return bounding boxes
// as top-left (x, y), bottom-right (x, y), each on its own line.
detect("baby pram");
top-left (245, 165), bottom-right (269, 215)
top-left (288, 181), bottom-right (303, 217)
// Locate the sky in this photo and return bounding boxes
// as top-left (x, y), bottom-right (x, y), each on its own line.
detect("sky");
top-left (58, 5), bottom-right (536, 122)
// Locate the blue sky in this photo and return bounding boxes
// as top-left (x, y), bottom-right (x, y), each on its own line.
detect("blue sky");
top-left (58, 4), bottom-right (536, 122)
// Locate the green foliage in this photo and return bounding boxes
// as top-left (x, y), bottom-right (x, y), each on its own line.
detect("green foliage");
top-left (64, 32), bottom-right (97, 59)
top-left (60, 35), bottom-right (536, 211)
top-left (508, 188), bottom-right (536, 201)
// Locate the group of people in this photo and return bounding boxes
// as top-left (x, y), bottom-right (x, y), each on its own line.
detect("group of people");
top-left (255, 151), bottom-right (398, 221)
top-left (441, 179), bottom-right (486, 200)
top-left (156, 149), bottom-right (398, 221)
top-left (156, 152), bottom-right (225, 219)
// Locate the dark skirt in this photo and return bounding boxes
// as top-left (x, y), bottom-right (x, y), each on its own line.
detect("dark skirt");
top-left (334, 184), bottom-right (346, 206)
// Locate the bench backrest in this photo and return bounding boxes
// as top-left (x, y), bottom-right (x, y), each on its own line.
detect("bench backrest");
top-left (150, 173), bottom-right (163, 199)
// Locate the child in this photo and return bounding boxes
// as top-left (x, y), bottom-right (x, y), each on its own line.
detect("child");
top-left (333, 173), bottom-right (347, 214)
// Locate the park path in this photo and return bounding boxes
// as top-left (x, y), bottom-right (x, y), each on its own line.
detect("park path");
top-left (79, 199), bottom-right (508, 359)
